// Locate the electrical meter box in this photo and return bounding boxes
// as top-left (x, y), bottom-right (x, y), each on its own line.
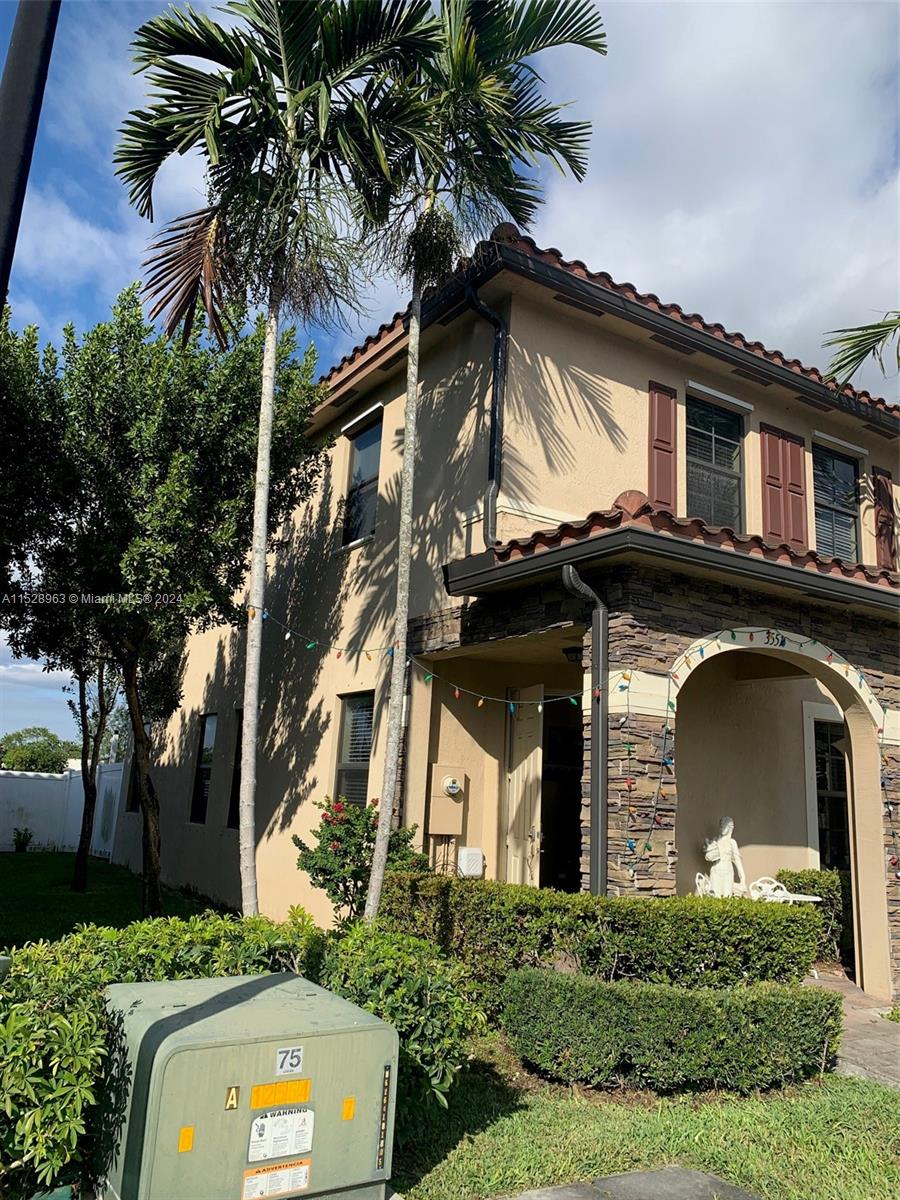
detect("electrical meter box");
top-left (99, 974), bottom-right (399, 1200)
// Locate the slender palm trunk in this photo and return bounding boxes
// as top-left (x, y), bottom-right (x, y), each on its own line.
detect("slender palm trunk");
top-left (364, 277), bottom-right (423, 922)
top-left (122, 658), bottom-right (161, 916)
top-left (238, 286), bottom-right (282, 916)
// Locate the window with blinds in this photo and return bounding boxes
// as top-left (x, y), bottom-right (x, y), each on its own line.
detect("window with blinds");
top-left (190, 713), bottom-right (218, 824)
top-left (335, 692), bottom-right (375, 805)
top-left (813, 446), bottom-right (859, 561)
top-left (686, 398), bottom-right (743, 529)
top-left (343, 418), bottom-right (382, 544)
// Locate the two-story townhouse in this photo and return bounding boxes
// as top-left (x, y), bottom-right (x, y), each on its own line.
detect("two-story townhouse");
top-left (112, 225), bottom-right (900, 1001)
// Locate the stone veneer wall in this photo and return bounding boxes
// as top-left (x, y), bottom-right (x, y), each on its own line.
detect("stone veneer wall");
top-left (407, 564), bottom-right (900, 994)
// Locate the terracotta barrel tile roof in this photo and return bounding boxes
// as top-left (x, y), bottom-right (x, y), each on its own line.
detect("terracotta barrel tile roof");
top-left (323, 226), bottom-right (897, 418)
top-left (494, 489), bottom-right (899, 591)
top-left (492, 227), bottom-right (896, 417)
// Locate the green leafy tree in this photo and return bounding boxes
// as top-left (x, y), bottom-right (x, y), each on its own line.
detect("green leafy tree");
top-left (114, 0), bottom-right (440, 917)
top-left (0, 311), bottom-right (63, 591)
top-left (5, 288), bottom-right (325, 915)
top-left (0, 727), bottom-right (79, 774)
top-left (366, 0), bottom-right (607, 919)
top-left (294, 795), bottom-right (429, 922)
top-left (825, 311), bottom-right (900, 387)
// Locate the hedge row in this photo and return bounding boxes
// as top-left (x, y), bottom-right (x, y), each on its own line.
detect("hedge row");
top-left (380, 873), bottom-right (821, 1015)
top-left (503, 967), bottom-right (842, 1092)
top-left (775, 868), bottom-right (851, 962)
top-left (0, 913), bottom-right (478, 1200)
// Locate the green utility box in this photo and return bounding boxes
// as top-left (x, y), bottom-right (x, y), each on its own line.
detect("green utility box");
top-left (100, 974), bottom-right (399, 1200)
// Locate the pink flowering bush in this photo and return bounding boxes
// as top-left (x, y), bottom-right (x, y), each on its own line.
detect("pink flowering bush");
top-left (293, 796), bottom-right (429, 921)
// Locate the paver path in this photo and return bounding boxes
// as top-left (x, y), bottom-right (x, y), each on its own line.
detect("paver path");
top-left (508, 1167), bottom-right (759, 1199)
top-left (811, 971), bottom-right (900, 1089)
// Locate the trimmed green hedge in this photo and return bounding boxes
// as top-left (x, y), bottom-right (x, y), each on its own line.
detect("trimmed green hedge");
top-left (775, 868), bottom-right (851, 962)
top-left (322, 923), bottom-right (483, 1131)
top-left (0, 911), bottom-right (325, 1200)
top-left (502, 967), bottom-right (842, 1092)
top-left (381, 873), bottom-right (822, 1015)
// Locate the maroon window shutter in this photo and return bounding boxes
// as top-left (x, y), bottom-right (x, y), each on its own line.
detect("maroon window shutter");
top-left (760, 425), bottom-right (786, 542)
top-left (761, 424), bottom-right (807, 550)
top-left (873, 467), bottom-right (896, 569)
top-left (648, 382), bottom-right (677, 510)
top-left (781, 431), bottom-right (808, 550)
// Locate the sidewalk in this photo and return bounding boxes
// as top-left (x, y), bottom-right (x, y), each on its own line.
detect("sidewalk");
top-left (811, 971), bottom-right (900, 1089)
top-left (509, 1167), bottom-right (759, 1199)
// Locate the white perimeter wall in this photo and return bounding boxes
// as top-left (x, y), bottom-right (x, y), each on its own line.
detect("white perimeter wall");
top-left (0, 764), bottom-right (124, 856)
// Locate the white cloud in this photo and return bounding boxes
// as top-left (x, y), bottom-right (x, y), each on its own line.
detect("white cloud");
top-left (529, 0), bottom-right (899, 399)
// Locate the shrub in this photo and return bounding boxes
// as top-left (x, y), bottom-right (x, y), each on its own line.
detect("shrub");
top-left (321, 923), bottom-right (484, 1131)
top-left (0, 909), bottom-right (325, 1199)
top-left (12, 826), bottom-right (32, 853)
top-left (380, 873), bottom-right (821, 1017)
top-left (293, 796), bottom-right (430, 921)
top-left (775, 868), bottom-right (849, 962)
top-left (502, 967), bottom-right (842, 1092)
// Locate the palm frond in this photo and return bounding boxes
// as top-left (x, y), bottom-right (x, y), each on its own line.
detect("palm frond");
top-left (130, 5), bottom-right (250, 70)
top-left (143, 207), bottom-right (230, 348)
top-left (502, 0), bottom-right (607, 63)
top-left (823, 312), bottom-right (900, 387)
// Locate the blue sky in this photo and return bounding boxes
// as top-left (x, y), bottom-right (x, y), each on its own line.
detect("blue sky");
top-left (1, 0), bottom-right (898, 740)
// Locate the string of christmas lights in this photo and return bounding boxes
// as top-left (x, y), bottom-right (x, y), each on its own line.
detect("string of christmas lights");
top-left (252, 605), bottom-right (886, 881)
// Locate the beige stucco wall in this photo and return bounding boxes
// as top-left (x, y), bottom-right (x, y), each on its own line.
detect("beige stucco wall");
top-left (113, 273), bottom-right (898, 921)
top-left (502, 289), bottom-right (898, 557)
top-left (674, 651), bottom-right (836, 891)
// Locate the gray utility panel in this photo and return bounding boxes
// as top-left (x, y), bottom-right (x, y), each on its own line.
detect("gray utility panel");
top-left (100, 974), bottom-right (399, 1200)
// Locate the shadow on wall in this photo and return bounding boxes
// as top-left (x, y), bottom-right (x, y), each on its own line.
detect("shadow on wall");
top-left (151, 466), bottom-right (350, 904)
top-left (507, 339), bottom-right (626, 490)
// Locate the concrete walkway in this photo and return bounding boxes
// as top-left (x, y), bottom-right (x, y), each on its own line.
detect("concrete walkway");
top-left (509, 1168), bottom-right (759, 1199)
top-left (811, 971), bottom-right (900, 1089)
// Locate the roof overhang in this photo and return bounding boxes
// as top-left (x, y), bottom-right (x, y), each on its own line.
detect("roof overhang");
top-left (443, 525), bottom-right (900, 617)
top-left (492, 245), bottom-right (897, 438)
top-left (318, 240), bottom-right (897, 438)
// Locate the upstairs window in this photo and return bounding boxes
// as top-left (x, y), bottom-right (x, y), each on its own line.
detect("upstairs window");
top-left (813, 446), bottom-right (858, 560)
top-left (342, 418), bottom-right (381, 544)
top-left (686, 397), bottom-right (743, 529)
top-left (334, 692), bottom-right (374, 805)
top-left (190, 713), bottom-right (218, 824)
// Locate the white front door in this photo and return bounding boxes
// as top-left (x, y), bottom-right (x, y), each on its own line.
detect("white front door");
top-left (505, 685), bottom-right (544, 886)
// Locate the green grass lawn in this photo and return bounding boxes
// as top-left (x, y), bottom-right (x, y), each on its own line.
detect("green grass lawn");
top-left (393, 1036), bottom-right (900, 1200)
top-left (0, 851), bottom-right (208, 947)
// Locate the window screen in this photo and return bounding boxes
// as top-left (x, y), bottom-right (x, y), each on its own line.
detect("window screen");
top-left (227, 709), bottom-right (242, 829)
top-left (335, 693), bottom-right (375, 805)
top-left (686, 398), bottom-right (743, 529)
top-left (813, 446), bottom-right (858, 561)
top-left (814, 721), bottom-right (849, 870)
top-left (190, 713), bottom-right (218, 824)
top-left (343, 418), bottom-right (381, 544)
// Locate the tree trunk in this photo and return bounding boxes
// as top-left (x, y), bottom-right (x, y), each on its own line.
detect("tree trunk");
top-left (238, 287), bottom-right (282, 917)
top-left (122, 658), bottom-right (162, 916)
top-left (71, 670), bottom-right (94, 893)
top-left (72, 658), bottom-right (114, 893)
top-left (364, 279), bottom-right (423, 922)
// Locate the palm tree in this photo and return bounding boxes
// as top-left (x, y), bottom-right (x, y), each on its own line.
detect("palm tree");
top-left (115, 0), bottom-right (439, 915)
top-left (364, 0), bottom-right (607, 921)
top-left (825, 312), bottom-right (900, 387)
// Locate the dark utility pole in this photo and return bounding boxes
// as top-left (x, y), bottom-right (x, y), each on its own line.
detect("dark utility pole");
top-left (0, 0), bottom-right (61, 306)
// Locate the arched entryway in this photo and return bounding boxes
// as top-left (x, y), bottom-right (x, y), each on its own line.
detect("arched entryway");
top-left (670, 628), bottom-right (890, 1000)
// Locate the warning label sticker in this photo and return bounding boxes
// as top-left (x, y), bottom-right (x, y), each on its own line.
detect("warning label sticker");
top-left (247, 1108), bottom-right (314, 1163)
top-left (242, 1159), bottom-right (310, 1199)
